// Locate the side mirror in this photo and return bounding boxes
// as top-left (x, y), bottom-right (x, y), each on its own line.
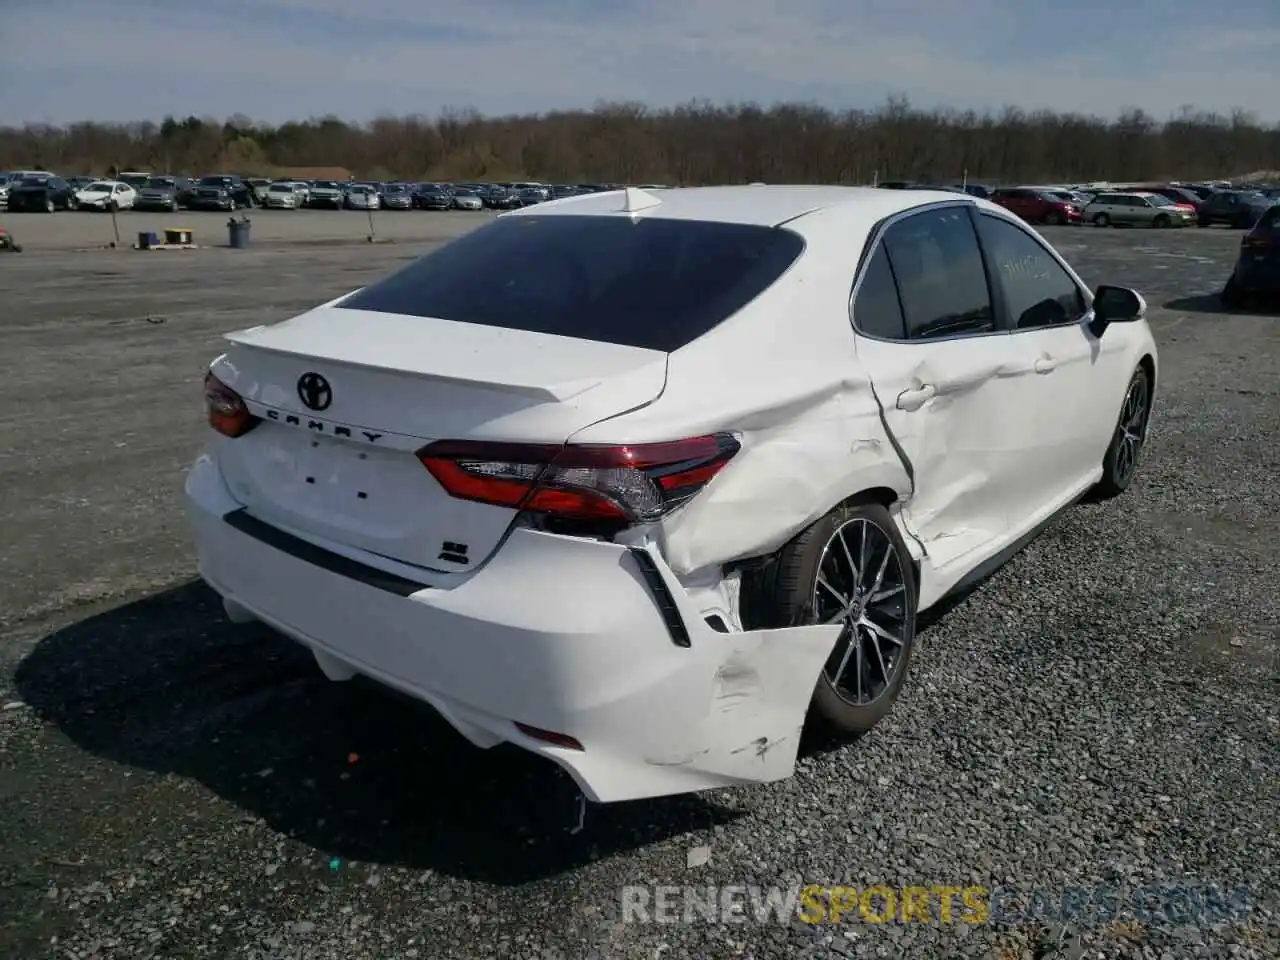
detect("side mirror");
top-left (1089, 285), bottom-right (1145, 337)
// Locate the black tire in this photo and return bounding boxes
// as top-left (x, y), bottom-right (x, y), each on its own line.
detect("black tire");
top-left (1153, 214), bottom-right (1170, 228)
top-left (1045, 210), bottom-right (1065, 226)
top-left (1197, 217), bottom-right (1211, 228)
top-left (169, 200), bottom-right (179, 212)
top-left (67, 196), bottom-right (79, 211)
top-left (1093, 213), bottom-right (1110, 227)
top-left (44, 198), bottom-right (55, 214)
top-left (743, 502), bottom-right (918, 735)
top-left (1094, 365), bottom-right (1152, 499)
top-left (1220, 274), bottom-right (1243, 309)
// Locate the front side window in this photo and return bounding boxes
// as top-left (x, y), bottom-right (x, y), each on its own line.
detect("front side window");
top-left (881, 207), bottom-right (993, 339)
top-left (977, 214), bottom-right (1085, 330)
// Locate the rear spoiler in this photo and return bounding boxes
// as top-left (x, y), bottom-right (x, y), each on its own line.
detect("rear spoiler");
top-left (221, 332), bottom-right (601, 402)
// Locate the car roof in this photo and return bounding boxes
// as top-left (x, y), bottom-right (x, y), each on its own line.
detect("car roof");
top-left (501, 184), bottom-right (968, 228)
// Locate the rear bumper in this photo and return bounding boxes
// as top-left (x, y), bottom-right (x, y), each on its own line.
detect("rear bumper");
top-left (185, 452), bottom-right (840, 803)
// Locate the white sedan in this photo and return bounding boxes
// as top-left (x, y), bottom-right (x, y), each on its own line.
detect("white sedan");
top-left (186, 186), bottom-right (1157, 804)
top-left (75, 180), bottom-right (136, 210)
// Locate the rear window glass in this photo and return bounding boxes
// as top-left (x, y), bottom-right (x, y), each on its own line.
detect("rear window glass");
top-left (1257, 207), bottom-right (1280, 230)
top-left (341, 215), bottom-right (806, 352)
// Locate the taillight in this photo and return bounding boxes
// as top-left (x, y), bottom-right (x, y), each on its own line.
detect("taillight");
top-left (1242, 233), bottom-right (1274, 248)
top-left (417, 434), bottom-right (741, 523)
top-left (203, 372), bottom-right (259, 438)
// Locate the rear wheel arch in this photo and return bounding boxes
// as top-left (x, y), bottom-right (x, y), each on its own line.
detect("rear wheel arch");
top-left (835, 486), bottom-right (899, 511)
top-left (737, 483), bottom-right (909, 628)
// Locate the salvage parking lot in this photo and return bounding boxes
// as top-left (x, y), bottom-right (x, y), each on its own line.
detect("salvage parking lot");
top-left (0, 221), bottom-right (1276, 959)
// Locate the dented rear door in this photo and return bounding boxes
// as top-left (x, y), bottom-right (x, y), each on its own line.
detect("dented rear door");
top-left (850, 205), bottom-right (1023, 573)
top-left (855, 332), bottom-right (1020, 573)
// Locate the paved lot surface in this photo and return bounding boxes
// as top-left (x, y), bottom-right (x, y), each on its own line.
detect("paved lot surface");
top-left (1, 207), bottom-right (497, 250)
top-left (0, 224), bottom-right (1276, 959)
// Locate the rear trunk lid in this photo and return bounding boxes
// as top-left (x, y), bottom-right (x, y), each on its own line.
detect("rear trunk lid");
top-left (211, 306), bottom-right (668, 573)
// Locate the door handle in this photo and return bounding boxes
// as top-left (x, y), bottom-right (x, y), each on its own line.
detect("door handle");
top-left (1034, 355), bottom-right (1057, 374)
top-left (896, 383), bottom-right (936, 411)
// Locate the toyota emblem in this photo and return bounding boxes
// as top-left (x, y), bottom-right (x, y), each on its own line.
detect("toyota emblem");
top-left (297, 372), bottom-right (332, 411)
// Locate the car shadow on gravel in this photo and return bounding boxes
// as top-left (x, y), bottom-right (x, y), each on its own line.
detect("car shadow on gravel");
top-left (1164, 294), bottom-right (1280, 315)
top-left (13, 581), bottom-right (743, 885)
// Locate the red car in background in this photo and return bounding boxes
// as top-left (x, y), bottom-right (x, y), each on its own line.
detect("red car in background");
top-left (989, 186), bottom-right (1083, 225)
top-left (1146, 185), bottom-right (1203, 216)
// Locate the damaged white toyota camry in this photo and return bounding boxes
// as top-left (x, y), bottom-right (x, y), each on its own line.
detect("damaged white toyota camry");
top-left (186, 185), bottom-right (1157, 804)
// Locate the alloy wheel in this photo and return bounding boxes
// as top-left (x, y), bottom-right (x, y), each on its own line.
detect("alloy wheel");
top-left (811, 518), bottom-right (911, 706)
top-left (1113, 372), bottom-right (1149, 485)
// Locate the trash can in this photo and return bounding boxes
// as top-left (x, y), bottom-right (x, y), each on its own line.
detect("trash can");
top-left (227, 217), bottom-right (251, 249)
top-left (138, 231), bottom-right (158, 250)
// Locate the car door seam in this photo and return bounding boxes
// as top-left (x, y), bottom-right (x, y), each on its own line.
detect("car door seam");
top-left (863, 374), bottom-right (928, 559)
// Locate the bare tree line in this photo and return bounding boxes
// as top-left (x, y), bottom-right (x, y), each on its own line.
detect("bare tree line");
top-left (2, 99), bottom-right (1277, 185)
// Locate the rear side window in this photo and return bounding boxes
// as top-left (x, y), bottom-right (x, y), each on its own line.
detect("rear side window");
top-left (341, 216), bottom-right (805, 352)
top-left (852, 244), bottom-right (907, 339)
top-left (881, 207), bottom-right (994, 339)
top-left (1257, 207), bottom-right (1280, 231)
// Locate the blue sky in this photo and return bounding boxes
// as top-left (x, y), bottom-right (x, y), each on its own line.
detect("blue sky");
top-left (2, 0), bottom-right (1277, 126)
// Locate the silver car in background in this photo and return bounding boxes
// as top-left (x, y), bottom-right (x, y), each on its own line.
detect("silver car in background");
top-left (263, 182), bottom-right (304, 209)
top-left (344, 184), bottom-right (379, 210)
top-left (381, 183), bottom-right (414, 209)
top-left (1084, 191), bottom-right (1195, 228)
top-left (451, 188), bottom-right (484, 210)
top-left (307, 180), bottom-right (345, 208)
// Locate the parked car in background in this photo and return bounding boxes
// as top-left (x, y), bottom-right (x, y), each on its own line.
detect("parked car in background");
top-left (482, 185), bottom-right (521, 209)
top-left (116, 171), bottom-right (152, 192)
top-left (307, 180), bottom-right (345, 208)
top-left (1222, 204), bottom-right (1280, 307)
top-left (186, 185), bottom-right (1157, 804)
top-left (512, 182), bottom-right (551, 202)
top-left (133, 176), bottom-right (193, 211)
top-left (1196, 190), bottom-right (1274, 229)
top-left (1043, 188), bottom-right (1092, 207)
top-left (381, 183), bottom-right (414, 210)
top-left (413, 183), bottom-right (453, 210)
top-left (989, 186), bottom-right (1082, 225)
top-left (1148, 185), bottom-right (1203, 210)
top-left (246, 178), bottom-right (272, 206)
top-left (263, 182), bottom-right (304, 209)
top-left (1177, 183), bottom-right (1220, 201)
top-left (451, 187), bottom-right (484, 210)
top-left (6, 174), bottom-right (77, 212)
top-left (516, 186), bottom-right (546, 207)
top-left (1, 170), bottom-right (55, 207)
top-left (191, 175), bottom-right (252, 211)
top-left (955, 184), bottom-right (993, 198)
top-left (74, 180), bottom-right (137, 211)
top-left (344, 183), bottom-right (379, 210)
top-left (1083, 191), bottom-right (1194, 228)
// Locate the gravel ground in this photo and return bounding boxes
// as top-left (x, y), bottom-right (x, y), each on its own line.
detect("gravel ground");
top-left (0, 224), bottom-right (1277, 960)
